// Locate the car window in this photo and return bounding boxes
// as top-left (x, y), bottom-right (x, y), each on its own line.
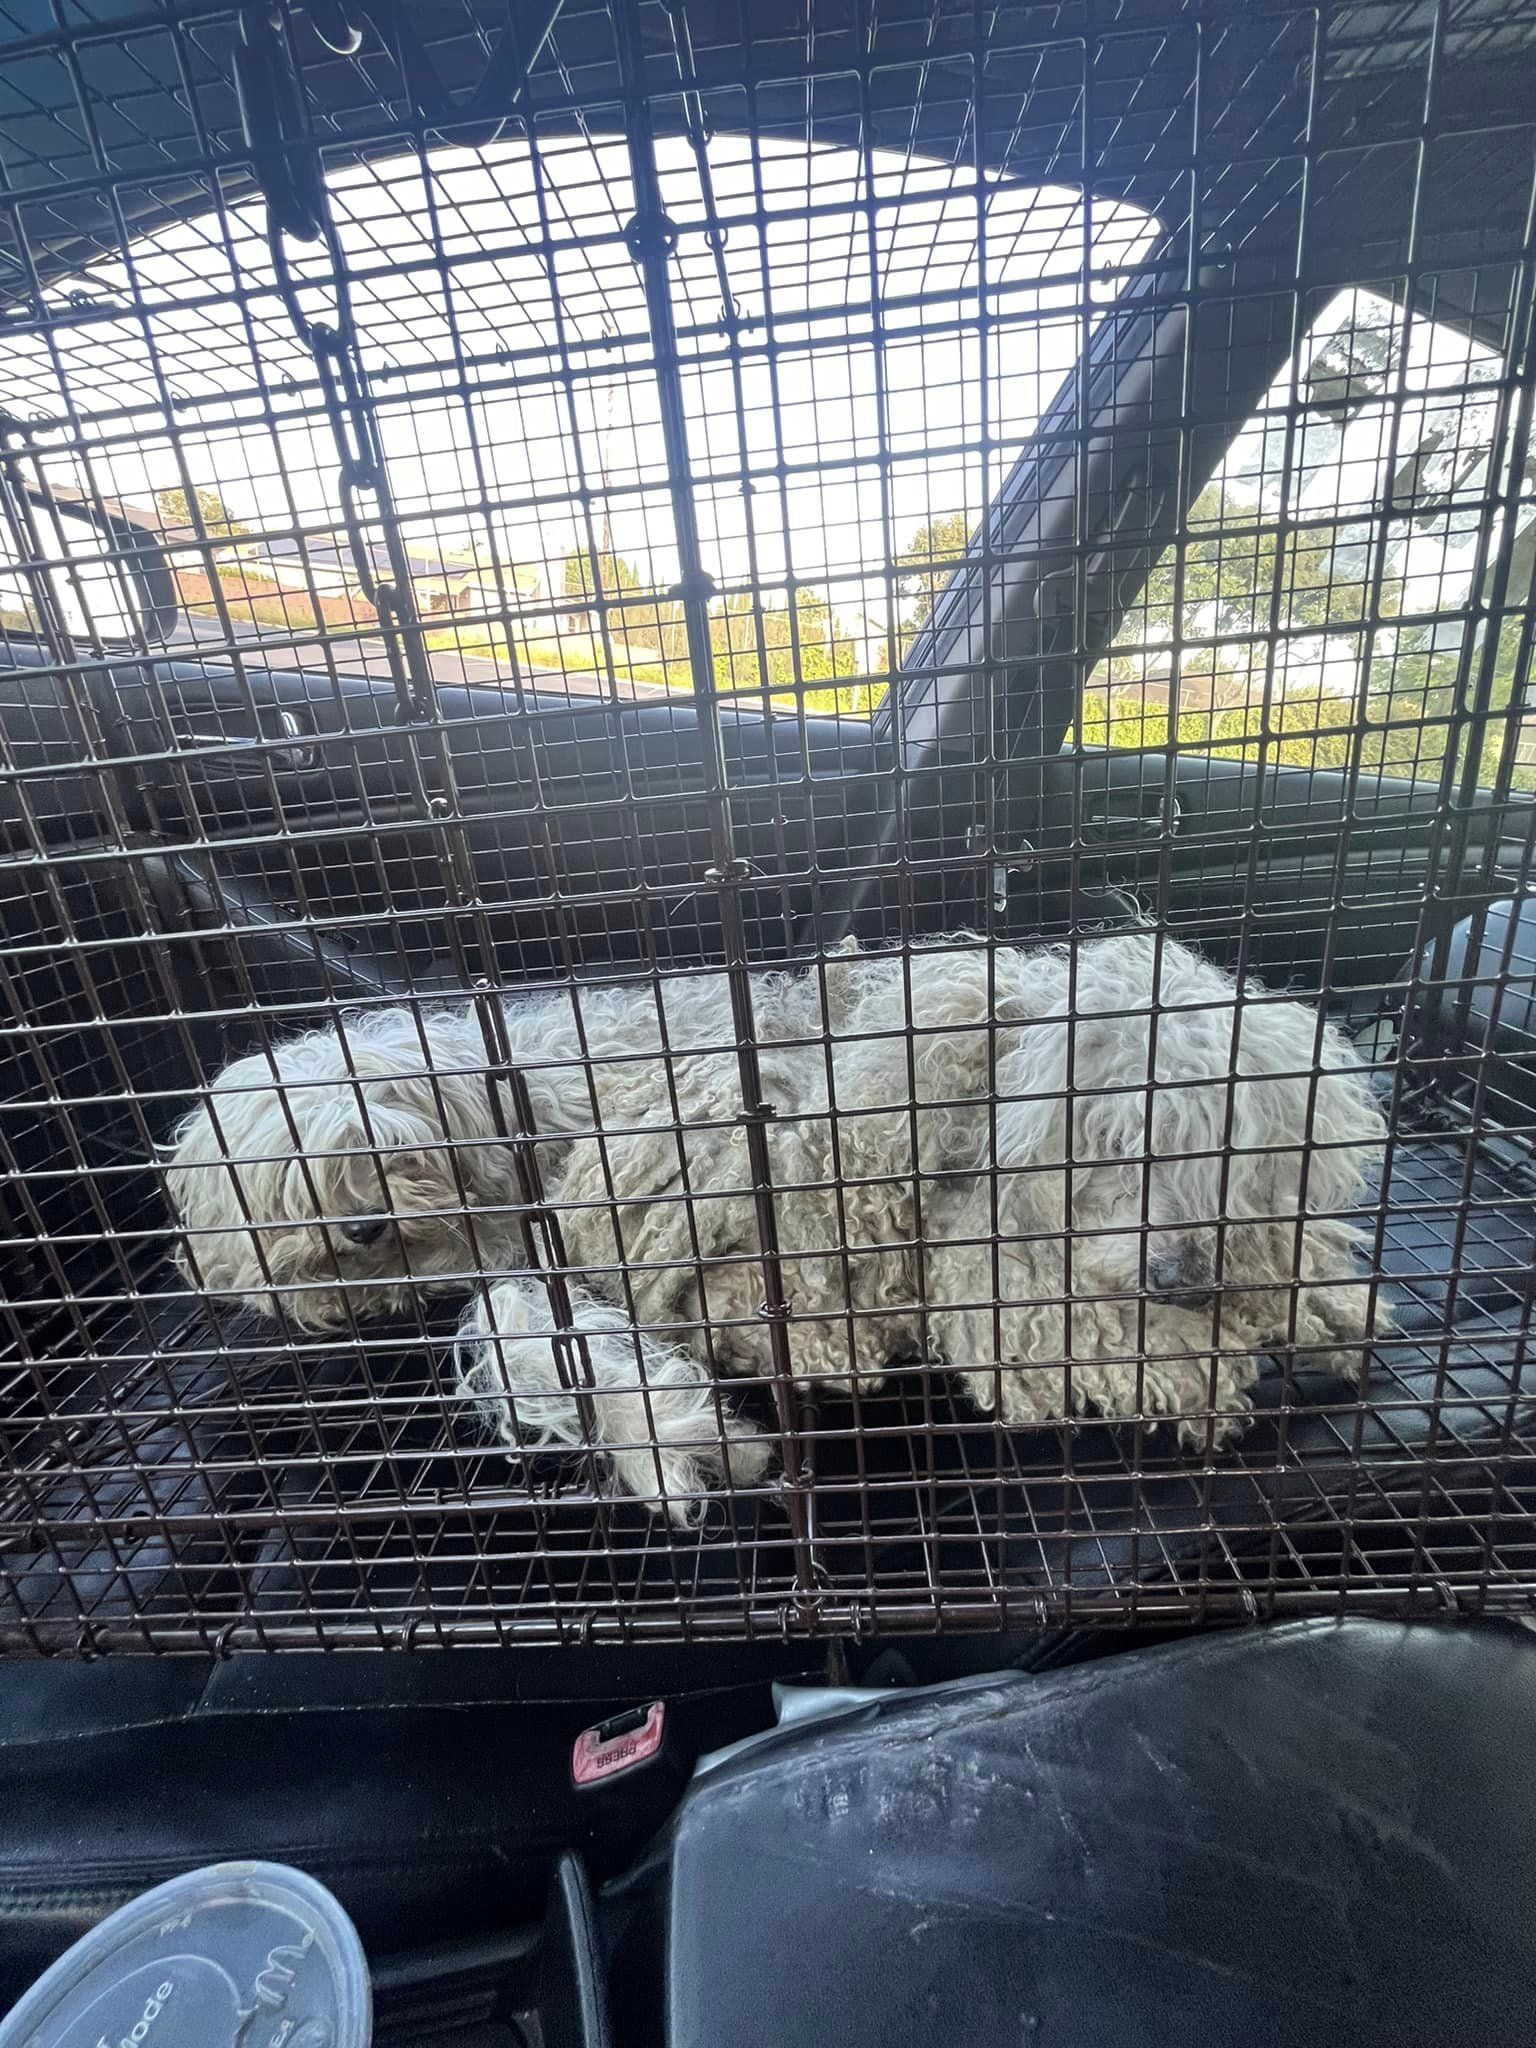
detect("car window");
top-left (1085, 286), bottom-right (1533, 789)
top-left (0, 490), bottom-right (144, 648)
top-left (0, 136), bottom-right (1152, 716)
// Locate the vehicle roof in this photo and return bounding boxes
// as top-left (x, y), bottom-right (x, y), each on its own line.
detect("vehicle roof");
top-left (0, 1), bottom-right (1532, 347)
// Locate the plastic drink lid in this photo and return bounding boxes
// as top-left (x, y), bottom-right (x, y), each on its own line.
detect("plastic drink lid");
top-left (0, 1860), bottom-right (370, 2048)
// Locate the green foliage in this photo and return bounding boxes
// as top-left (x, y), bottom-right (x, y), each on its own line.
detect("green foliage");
top-left (707, 588), bottom-right (852, 693)
top-left (897, 510), bottom-right (972, 634)
top-left (492, 573), bottom-right (884, 711)
top-left (560, 547), bottom-right (643, 602)
top-left (798, 679), bottom-right (890, 715)
top-left (155, 485), bottom-right (248, 543)
top-left (1079, 625), bottom-right (1536, 794)
top-left (1105, 483), bottom-right (1374, 678)
top-left (556, 547), bottom-right (697, 668)
top-left (1093, 444), bottom-right (1536, 789)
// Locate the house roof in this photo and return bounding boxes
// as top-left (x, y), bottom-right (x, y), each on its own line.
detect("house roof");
top-left (248, 532), bottom-right (537, 591)
top-left (33, 481), bottom-right (164, 533)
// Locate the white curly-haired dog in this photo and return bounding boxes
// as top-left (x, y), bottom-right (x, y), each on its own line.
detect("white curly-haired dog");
top-left (165, 932), bottom-right (1388, 1520)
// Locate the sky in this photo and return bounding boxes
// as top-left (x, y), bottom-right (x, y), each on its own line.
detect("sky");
top-left (1216, 286), bottom-right (1506, 685)
top-left (0, 133), bottom-right (1514, 692)
top-left (0, 133), bottom-right (1154, 650)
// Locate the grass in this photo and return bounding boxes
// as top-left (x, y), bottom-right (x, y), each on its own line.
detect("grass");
top-left (428, 620), bottom-right (889, 714)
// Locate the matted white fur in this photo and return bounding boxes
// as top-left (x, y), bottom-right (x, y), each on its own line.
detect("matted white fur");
top-left (455, 1272), bottom-right (772, 1521)
top-left (165, 933), bottom-right (1388, 1519)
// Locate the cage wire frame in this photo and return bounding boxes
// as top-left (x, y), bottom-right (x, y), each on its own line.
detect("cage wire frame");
top-left (0, 0), bottom-right (1532, 1651)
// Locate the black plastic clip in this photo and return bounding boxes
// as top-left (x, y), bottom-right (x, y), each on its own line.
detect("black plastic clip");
top-left (624, 210), bottom-right (681, 262)
top-left (232, 5), bottom-right (328, 245)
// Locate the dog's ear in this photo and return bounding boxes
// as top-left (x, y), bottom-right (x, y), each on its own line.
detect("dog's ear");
top-left (164, 1071), bottom-right (256, 1231)
top-left (163, 1080), bottom-right (270, 1293)
top-left (384, 1136), bottom-right (523, 1218)
top-left (383, 1146), bottom-right (467, 1216)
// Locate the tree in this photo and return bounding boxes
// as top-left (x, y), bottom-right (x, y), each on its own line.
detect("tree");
top-left (154, 486), bottom-right (247, 545)
top-left (559, 543), bottom-right (660, 654)
top-left (897, 511), bottom-right (972, 634)
top-left (708, 588), bottom-right (859, 704)
top-left (560, 546), bottom-right (643, 605)
top-left (558, 543), bottom-right (671, 666)
top-left (1300, 313), bottom-right (1402, 417)
top-left (643, 594), bottom-right (689, 665)
top-left (1086, 293), bottom-right (1536, 789)
top-left (1100, 482), bottom-right (1358, 695)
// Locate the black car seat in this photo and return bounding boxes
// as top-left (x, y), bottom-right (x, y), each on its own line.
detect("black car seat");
top-left (609, 1619), bottom-right (1536, 2048)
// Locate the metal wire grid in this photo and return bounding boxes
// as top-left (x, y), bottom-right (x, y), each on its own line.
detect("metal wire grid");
top-left (0, 0), bottom-right (1534, 1650)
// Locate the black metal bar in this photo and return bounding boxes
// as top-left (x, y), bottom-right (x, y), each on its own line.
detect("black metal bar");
top-left (608, 0), bottom-right (817, 1601)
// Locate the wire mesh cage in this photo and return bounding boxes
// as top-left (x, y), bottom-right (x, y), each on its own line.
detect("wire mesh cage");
top-left (1, 0), bottom-right (1534, 1652)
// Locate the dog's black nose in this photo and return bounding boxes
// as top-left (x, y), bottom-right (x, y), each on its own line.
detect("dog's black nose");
top-left (1148, 1251), bottom-right (1213, 1308)
top-left (339, 1216), bottom-right (387, 1246)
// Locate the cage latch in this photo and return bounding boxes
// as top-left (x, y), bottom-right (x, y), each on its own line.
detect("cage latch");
top-left (966, 824), bottom-right (1034, 913)
top-left (704, 858), bottom-right (754, 887)
top-left (1082, 791), bottom-right (1181, 843)
top-left (167, 707), bottom-right (317, 773)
